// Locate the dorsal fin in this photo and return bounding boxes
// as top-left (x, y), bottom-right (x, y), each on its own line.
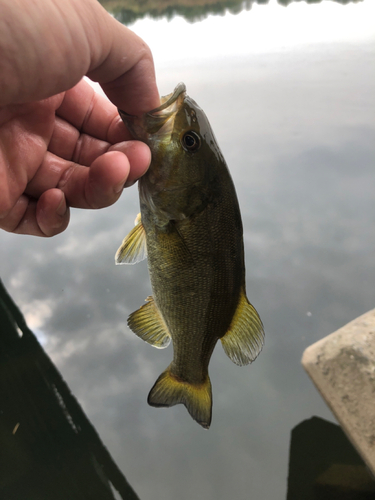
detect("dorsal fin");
top-left (128, 296), bottom-right (171, 349)
top-left (221, 287), bottom-right (264, 366)
top-left (115, 213), bottom-right (147, 265)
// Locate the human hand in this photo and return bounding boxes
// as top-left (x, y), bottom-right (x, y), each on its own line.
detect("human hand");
top-left (0, 0), bottom-right (160, 237)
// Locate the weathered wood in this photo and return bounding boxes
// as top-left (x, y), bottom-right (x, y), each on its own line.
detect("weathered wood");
top-left (302, 310), bottom-right (375, 476)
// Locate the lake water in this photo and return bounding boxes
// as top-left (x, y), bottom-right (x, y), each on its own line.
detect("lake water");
top-left (1, 1), bottom-right (374, 498)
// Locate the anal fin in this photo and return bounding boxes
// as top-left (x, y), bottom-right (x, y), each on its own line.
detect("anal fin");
top-left (221, 287), bottom-right (264, 366)
top-left (128, 296), bottom-right (171, 349)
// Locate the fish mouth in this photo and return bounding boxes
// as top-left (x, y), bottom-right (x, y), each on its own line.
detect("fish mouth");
top-left (148, 82), bottom-right (186, 115)
top-left (119, 83), bottom-right (187, 141)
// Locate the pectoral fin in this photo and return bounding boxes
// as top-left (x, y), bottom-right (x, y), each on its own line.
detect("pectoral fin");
top-left (156, 220), bottom-right (194, 267)
top-left (128, 296), bottom-right (171, 349)
top-left (221, 288), bottom-right (264, 366)
top-left (115, 213), bottom-right (147, 265)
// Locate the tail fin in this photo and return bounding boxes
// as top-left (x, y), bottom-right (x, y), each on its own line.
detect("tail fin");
top-left (147, 368), bottom-right (212, 429)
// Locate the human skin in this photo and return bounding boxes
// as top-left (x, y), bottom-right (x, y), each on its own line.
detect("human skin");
top-left (0, 0), bottom-right (160, 237)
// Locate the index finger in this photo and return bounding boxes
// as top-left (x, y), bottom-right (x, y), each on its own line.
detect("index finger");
top-left (56, 79), bottom-right (132, 144)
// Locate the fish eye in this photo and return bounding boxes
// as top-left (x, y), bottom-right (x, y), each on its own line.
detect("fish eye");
top-left (181, 131), bottom-right (201, 152)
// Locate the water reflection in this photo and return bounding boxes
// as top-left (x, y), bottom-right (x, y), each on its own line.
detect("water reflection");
top-left (0, 1), bottom-right (374, 499)
top-left (100, 0), bottom-right (364, 25)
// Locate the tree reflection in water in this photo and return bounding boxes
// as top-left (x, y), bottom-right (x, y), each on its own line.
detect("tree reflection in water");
top-left (99, 0), bottom-right (364, 26)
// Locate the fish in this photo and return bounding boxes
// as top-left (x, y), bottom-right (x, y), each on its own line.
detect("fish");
top-left (115, 83), bottom-right (264, 429)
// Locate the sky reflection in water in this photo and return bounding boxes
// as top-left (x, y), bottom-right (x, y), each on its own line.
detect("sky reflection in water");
top-left (1, 1), bottom-right (375, 499)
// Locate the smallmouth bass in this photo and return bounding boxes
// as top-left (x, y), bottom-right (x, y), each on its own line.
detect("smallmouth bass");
top-left (116, 83), bottom-right (264, 429)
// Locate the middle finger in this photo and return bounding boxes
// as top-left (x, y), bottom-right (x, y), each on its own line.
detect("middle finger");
top-left (49, 116), bottom-right (115, 165)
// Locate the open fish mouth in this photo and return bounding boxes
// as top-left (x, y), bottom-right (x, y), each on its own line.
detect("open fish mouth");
top-left (119, 82), bottom-right (187, 140)
top-left (148, 82), bottom-right (186, 115)
top-left (143, 82), bottom-right (187, 138)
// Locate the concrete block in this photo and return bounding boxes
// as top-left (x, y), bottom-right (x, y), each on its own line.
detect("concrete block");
top-left (302, 309), bottom-right (375, 476)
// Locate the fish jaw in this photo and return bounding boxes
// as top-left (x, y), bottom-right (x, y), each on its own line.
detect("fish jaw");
top-left (118, 82), bottom-right (186, 143)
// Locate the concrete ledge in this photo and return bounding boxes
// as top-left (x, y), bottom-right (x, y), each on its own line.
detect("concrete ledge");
top-left (302, 309), bottom-right (375, 476)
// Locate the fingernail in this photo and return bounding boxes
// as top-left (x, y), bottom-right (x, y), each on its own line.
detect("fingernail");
top-left (124, 179), bottom-right (136, 188)
top-left (56, 194), bottom-right (67, 217)
top-left (115, 176), bottom-right (137, 192)
top-left (114, 180), bottom-right (126, 193)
